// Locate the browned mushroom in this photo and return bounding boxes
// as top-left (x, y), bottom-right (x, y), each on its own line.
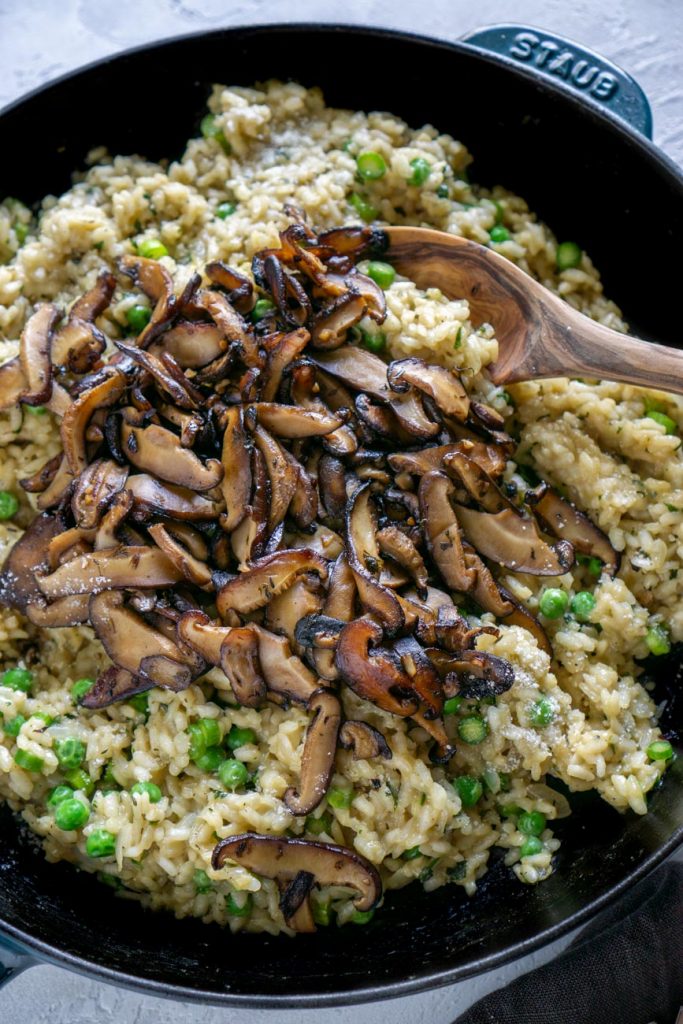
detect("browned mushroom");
top-left (253, 425), bottom-right (299, 532)
top-left (216, 549), bottom-right (328, 618)
top-left (52, 271), bottom-right (115, 373)
top-left (71, 459), bottom-right (129, 529)
top-left (529, 486), bottom-right (619, 576)
top-left (254, 403), bottom-right (345, 439)
top-left (428, 648), bottom-right (515, 701)
top-left (115, 340), bottom-right (200, 410)
top-left (393, 635), bottom-right (453, 762)
top-left (265, 575), bottom-right (324, 651)
top-left (252, 626), bottom-right (320, 705)
top-left (127, 474), bottom-right (222, 522)
top-left (279, 871), bottom-right (316, 932)
top-left (177, 609), bottom-right (229, 663)
top-left (219, 626), bottom-right (267, 707)
top-left (346, 483), bottom-right (404, 636)
top-left (387, 357), bottom-right (469, 422)
top-left (310, 293), bottom-right (367, 349)
top-left (80, 665), bottom-right (152, 708)
top-left (377, 526), bottom-right (428, 596)
top-left (20, 304), bottom-right (61, 406)
top-left (443, 451), bottom-right (510, 513)
top-left (284, 688), bottom-right (341, 815)
top-left (192, 289), bottom-right (262, 369)
top-left (455, 505), bottom-right (575, 575)
top-left (25, 593), bottom-right (91, 627)
top-left (261, 328), bottom-right (310, 402)
top-left (61, 369), bottom-right (126, 475)
top-left (336, 618), bottom-right (418, 717)
top-left (36, 544), bottom-right (183, 599)
top-left (0, 357), bottom-right (27, 412)
top-left (119, 254), bottom-right (176, 346)
top-left (0, 514), bottom-right (63, 610)
top-left (94, 490), bottom-right (134, 550)
top-left (20, 452), bottom-right (64, 494)
top-left (148, 523), bottom-right (213, 590)
top-left (121, 420), bottom-right (223, 492)
top-left (263, 255), bottom-right (312, 328)
top-left (419, 471), bottom-right (476, 592)
top-left (212, 832), bottom-right (382, 917)
top-left (339, 721), bottom-right (392, 760)
top-left (149, 321), bottom-right (227, 369)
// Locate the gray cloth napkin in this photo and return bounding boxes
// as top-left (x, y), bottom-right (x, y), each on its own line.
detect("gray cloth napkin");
top-left (456, 863), bottom-right (683, 1024)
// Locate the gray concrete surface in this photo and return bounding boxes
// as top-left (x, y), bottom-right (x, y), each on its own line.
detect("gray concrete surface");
top-left (0, 0), bottom-right (682, 1020)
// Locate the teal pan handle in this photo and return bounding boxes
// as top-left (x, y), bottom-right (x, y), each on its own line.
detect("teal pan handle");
top-left (462, 24), bottom-right (653, 138)
top-left (0, 935), bottom-right (35, 990)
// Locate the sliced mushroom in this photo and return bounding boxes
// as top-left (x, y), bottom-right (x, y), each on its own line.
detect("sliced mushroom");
top-left (462, 544), bottom-right (515, 618)
top-left (80, 665), bottom-right (151, 709)
top-left (387, 357), bottom-right (469, 422)
top-left (339, 721), bottom-right (392, 761)
top-left (346, 483), bottom-right (404, 636)
top-left (336, 618), bottom-right (418, 718)
top-left (0, 356), bottom-right (27, 412)
top-left (285, 450), bottom-right (319, 529)
top-left (205, 262), bottom-right (255, 314)
top-left (530, 487), bottom-right (619, 576)
top-left (37, 545), bottom-right (183, 599)
top-left (253, 425), bottom-right (299, 532)
top-left (20, 304), bottom-right (61, 406)
top-left (216, 549), bottom-right (328, 618)
top-left (212, 832), bottom-right (381, 915)
top-left (437, 649), bottom-right (515, 701)
top-left (119, 254), bottom-right (176, 346)
top-left (388, 444), bottom-right (467, 478)
top-left (127, 474), bottom-right (222, 522)
top-left (71, 459), bottom-right (129, 529)
top-left (261, 328), bottom-right (310, 402)
top-left (149, 321), bottom-right (227, 369)
top-left (219, 626), bottom-right (267, 707)
top-left (433, 604), bottom-right (498, 652)
top-left (497, 585), bottom-right (552, 656)
top-left (218, 405), bottom-right (252, 532)
top-left (20, 452), bottom-right (64, 495)
top-left (311, 554), bottom-right (356, 681)
top-left (310, 293), bottom-right (367, 349)
top-left (115, 340), bottom-right (200, 410)
top-left (377, 526), bottom-right (428, 596)
top-left (148, 523), bottom-right (213, 590)
top-left (177, 609), bottom-right (230, 663)
top-left (455, 505), bottom-right (575, 575)
top-left (263, 255), bottom-right (311, 329)
top-left (121, 420), bottom-right (222, 492)
top-left (393, 635), bottom-right (453, 762)
top-left (94, 489), bottom-right (133, 549)
top-left (192, 289), bottom-right (261, 369)
top-left (279, 871), bottom-right (316, 933)
top-left (0, 514), bottom-right (63, 611)
top-left (253, 626), bottom-right (320, 706)
top-left (61, 369), bottom-right (126, 475)
top-left (443, 451), bottom-right (510, 513)
top-left (419, 471), bottom-right (476, 592)
top-left (254, 403), bottom-right (345, 439)
top-left (229, 447), bottom-right (269, 567)
top-left (318, 454), bottom-right (347, 523)
top-left (264, 575), bottom-right (324, 652)
top-left (25, 593), bottom-right (91, 627)
top-left (284, 689), bottom-right (341, 816)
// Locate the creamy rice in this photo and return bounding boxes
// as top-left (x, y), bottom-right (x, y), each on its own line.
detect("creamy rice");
top-left (0, 81), bottom-right (679, 933)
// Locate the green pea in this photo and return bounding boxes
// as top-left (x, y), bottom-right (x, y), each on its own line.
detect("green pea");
top-left (216, 201), bottom-right (236, 219)
top-left (187, 722), bottom-right (209, 761)
top-left (359, 328), bottom-right (386, 354)
top-left (518, 810), bottom-right (546, 836)
top-left (646, 410), bottom-right (677, 434)
top-left (136, 238), bottom-right (168, 260)
top-left (539, 588), bottom-right (569, 620)
top-left (408, 157), bottom-right (431, 186)
top-left (528, 697), bottom-right (555, 728)
top-left (218, 758), bottom-right (249, 790)
top-left (14, 749), bottom-right (43, 772)
top-left (225, 892), bottom-right (252, 917)
top-left (252, 298), bottom-right (275, 322)
top-left (306, 811), bottom-right (333, 835)
top-left (14, 223), bottom-right (29, 245)
top-left (54, 737), bottom-right (86, 771)
top-left (457, 715), bottom-right (489, 745)
top-left (225, 724), bottom-right (255, 750)
top-left (200, 113), bottom-right (231, 153)
top-left (327, 786), bottom-right (353, 809)
top-left (131, 781), bottom-right (162, 803)
top-left (499, 803), bottom-right (523, 818)
top-left (86, 829), bottom-right (116, 858)
top-left (54, 797), bottom-right (89, 831)
top-left (646, 624), bottom-right (671, 656)
top-left (63, 767), bottom-right (95, 797)
top-left (577, 553), bottom-right (602, 577)
top-left (402, 846), bottom-right (422, 860)
top-left (647, 739), bottom-right (674, 761)
top-left (436, 184), bottom-right (449, 198)
top-left (556, 241), bottom-right (582, 271)
top-left (571, 591), bottom-right (597, 622)
top-left (25, 405), bottom-right (46, 416)
top-left (443, 696), bottom-right (462, 716)
top-left (350, 909), bottom-right (374, 925)
top-left (366, 261), bottom-right (395, 289)
top-left (125, 304), bottom-right (152, 334)
top-left (1, 667), bottom-right (33, 692)
top-left (194, 746), bottom-right (225, 773)
top-left (519, 835), bottom-right (544, 858)
top-left (194, 868), bottom-right (213, 893)
top-left (349, 192), bottom-right (378, 223)
top-left (312, 900), bottom-right (332, 926)
top-left (3, 714), bottom-right (25, 737)
top-left (454, 775), bottom-right (483, 808)
top-left (489, 225), bottom-right (510, 244)
top-left (71, 678), bottom-right (94, 704)
top-left (47, 785), bottom-right (74, 808)
top-left (129, 692), bottom-right (149, 716)
top-left (481, 766), bottom-right (502, 794)
top-left (198, 718), bottom-right (222, 748)
top-left (356, 151), bottom-right (387, 180)
top-left (0, 492), bottom-right (19, 520)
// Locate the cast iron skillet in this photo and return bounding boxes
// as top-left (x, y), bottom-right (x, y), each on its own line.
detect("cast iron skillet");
top-left (0, 22), bottom-right (681, 1008)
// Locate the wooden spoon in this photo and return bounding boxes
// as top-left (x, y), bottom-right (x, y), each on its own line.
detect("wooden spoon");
top-left (384, 226), bottom-right (683, 395)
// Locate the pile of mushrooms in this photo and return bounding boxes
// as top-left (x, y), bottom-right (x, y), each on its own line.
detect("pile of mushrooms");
top-left (0, 214), bottom-right (618, 929)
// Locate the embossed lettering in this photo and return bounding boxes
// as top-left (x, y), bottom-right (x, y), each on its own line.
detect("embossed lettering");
top-left (509, 31), bottom-right (539, 60)
top-left (591, 71), bottom-right (618, 99)
top-left (547, 49), bottom-right (574, 79)
top-left (570, 60), bottom-right (599, 88)
top-left (535, 41), bottom-right (559, 67)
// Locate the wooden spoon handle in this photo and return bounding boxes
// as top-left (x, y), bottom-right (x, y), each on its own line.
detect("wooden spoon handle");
top-left (490, 294), bottom-right (683, 395)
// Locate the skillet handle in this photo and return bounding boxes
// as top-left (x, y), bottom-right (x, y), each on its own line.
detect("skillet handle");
top-left (0, 935), bottom-right (35, 988)
top-left (462, 24), bottom-right (653, 138)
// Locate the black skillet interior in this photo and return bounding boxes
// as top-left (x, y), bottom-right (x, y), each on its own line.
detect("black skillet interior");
top-left (0, 23), bottom-right (682, 1006)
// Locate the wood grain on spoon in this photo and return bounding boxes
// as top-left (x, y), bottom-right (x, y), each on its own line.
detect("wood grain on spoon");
top-left (384, 226), bottom-right (683, 395)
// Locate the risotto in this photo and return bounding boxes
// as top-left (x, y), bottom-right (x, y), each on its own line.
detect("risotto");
top-left (0, 81), bottom-right (679, 935)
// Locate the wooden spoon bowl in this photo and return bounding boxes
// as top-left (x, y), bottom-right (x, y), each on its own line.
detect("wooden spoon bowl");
top-left (384, 226), bottom-right (683, 395)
